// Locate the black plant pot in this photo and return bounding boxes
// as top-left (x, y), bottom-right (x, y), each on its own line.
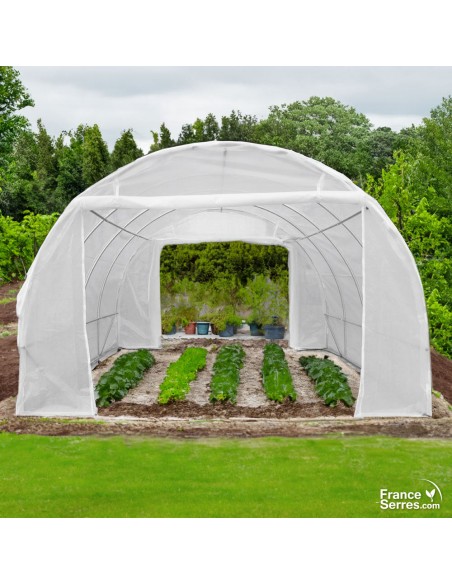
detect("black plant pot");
top-left (249, 322), bottom-right (263, 336)
top-left (264, 325), bottom-right (285, 340)
top-left (219, 324), bottom-right (234, 337)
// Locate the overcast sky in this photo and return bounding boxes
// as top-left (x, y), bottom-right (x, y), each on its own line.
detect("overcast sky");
top-left (17, 66), bottom-right (452, 152)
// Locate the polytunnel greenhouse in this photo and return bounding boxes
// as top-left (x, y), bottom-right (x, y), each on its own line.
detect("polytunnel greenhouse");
top-left (16, 141), bottom-right (432, 417)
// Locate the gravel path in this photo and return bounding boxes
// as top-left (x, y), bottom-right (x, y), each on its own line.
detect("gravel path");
top-left (284, 348), bottom-right (320, 404)
top-left (236, 343), bottom-right (270, 407)
top-left (186, 348), bottom-right (216, 405)
top-left (122, 349), bottom-right (180, 404)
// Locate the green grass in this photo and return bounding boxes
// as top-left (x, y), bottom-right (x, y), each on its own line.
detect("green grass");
top-left (0, 434), bottom-right (450, 517)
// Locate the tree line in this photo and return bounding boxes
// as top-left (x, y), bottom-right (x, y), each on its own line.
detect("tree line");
top-left (0, 66), bottom-right (451, 357)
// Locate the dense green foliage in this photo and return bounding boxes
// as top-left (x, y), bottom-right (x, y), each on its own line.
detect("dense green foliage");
top-left (96, 349), bottom-right (155, 408)
top-left (209, 344), bottom-right (245, 403)
top-left (0, 67), bottom-right (450, 357)
top-left (0, 67), bottom-right (34, 173)
top-left (0, 434), bottom-right (450, 517)
top-left (158, 347), bottom-right (207, 404)
top-left (0, 211), bottom-right (59, 281)
top-left (300, 355), bottom-right (355, 407)
top-left (261, 343), bottom-right (296, 403)
top-left (161, 271), bottom-right (289, 330)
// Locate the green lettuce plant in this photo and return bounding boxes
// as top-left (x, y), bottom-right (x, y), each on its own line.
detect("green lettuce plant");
top-left (300, 355), bottom-right (355, 407)
top-left (261, 343), bottom-right (296, 402)
top-left (210, 344), bottom-right (245, 403)
top-left (96, 349), bottom-right (155, 408)
top-left (158, 347), bottom-right (207, 404)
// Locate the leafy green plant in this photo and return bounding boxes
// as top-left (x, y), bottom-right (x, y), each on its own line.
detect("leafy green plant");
top-left (261, 343), bottom-right (296, 403)
top-left (240, 275), bottom-right (288, 326)
top-left (209, 344), bottom-right (245, 403)
top-left (207, 307), bottom-right (242, 333)
top-left (0, 211), bottom-right (59, 282)
top-left (300, 355), bottom-right (355, 407)
top-left (161, 308), bottom-right (178, 333)
top-left (158, 347), bottom-right (207, 404)
top-left (96, 349), bottom-right (155, 408)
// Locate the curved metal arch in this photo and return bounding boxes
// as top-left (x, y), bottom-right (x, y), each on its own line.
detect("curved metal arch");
top-left (317, 202), bottom-right (362, 247)
top-left (283, 204), bottom-right (363, 305)
top-left (254, 205), bottom-right (345, 302)
top-left (85, 209), bottom-right (150, 288)
top-left (83, 208), bottom-right (117, 243)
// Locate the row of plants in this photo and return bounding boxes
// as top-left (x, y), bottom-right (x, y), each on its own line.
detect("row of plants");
top-left (158, 347), bottom-right (208, 404)
top-left (261, 343), bottom-right (297, 403)
top-left (96, 349), bottom-right (155, 408)
top-left (94, 346), bottom-right (355, 410)
top-left (161, 274), bottom-right (289, 337)
top-left (209, 344), bottom-right (245, 404)
top-left (299, 355), bottom-right (355, 407)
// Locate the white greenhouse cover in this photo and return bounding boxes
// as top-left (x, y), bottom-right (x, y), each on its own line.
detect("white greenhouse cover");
top-left (16, 141), bottom-right (432, 418)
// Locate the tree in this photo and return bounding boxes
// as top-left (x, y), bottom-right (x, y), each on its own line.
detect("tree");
top-left (414, 96), bottom-right (452, 215)
top-left (255, 97), bottom-right (372, 184)
top-left (82, 124), bottom-right (110, 186)
top-left (203, 113), bottom-right (219, 141)
top-left (0, 66), bottom-right (34, 170)
top-left (367, 126), bottom-right (398, 178)
top-left (110, 129), bottom-right (143, 171)
top-left (55, 125), bottom-right (86, 207)
top-left (177, 123), bottom-right (196, 145)
top-left (219, 110), bottom-right (258, 142)
top-left (150, 123), bottom-right (175, 152)
top-left (366, 147), bottom-right (452, 356)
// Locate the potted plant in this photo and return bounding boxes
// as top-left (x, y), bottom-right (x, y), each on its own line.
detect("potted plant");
top-left (161, 309), bottom-right (177, 335)
top-left (262, 288), bottom-right (288, 340)
top-left (246, 316), bottom-right (263, 336)
top-left (196, 321), bottom-right (211, 335)
top-left (209, 309), bottom-right (241, 337)
top-left (175, 304), bottom-right (198, 334)
top-left (263, 315), bottom-right (285, 339)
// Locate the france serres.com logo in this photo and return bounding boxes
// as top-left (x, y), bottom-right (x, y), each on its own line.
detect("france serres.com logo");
top-left (379, 479), bottom-right (442, 510)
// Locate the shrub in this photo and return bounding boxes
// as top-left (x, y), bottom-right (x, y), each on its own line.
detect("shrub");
top-left (300, 355), bottom-right (355, 407)
top-left (210, 344), bottom-right (245, 403)
top-left (0, 211), bottom-right (59, 282)
top-left (261, 343), bottom-right (296, 402)
top-left (96, 349), bottom-right (155, 408)
top-left (158, 347), bottom-right (207, 404)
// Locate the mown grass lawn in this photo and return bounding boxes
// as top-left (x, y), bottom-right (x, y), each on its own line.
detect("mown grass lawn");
top-left (0, 434), bottom-right (450, 517)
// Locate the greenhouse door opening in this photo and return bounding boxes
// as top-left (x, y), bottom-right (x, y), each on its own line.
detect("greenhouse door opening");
top-left (159, 242), bottom-right (289, 340)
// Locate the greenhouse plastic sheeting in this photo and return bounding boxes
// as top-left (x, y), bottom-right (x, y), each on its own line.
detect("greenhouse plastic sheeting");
top-left (16, 141), bottom-right (432, 417)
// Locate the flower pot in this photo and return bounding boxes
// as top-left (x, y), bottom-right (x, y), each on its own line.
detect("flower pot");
top-left (219, 324), bottom-right (234, 337)
top-left (264, 324), bottom-right (285, 340)
top-left (184, 322), bottom-right (196, 334)
top-left (249, 322), bottom-right (263, 336)
top-left (163, 324), bottom-right (176, 335)
top-left (196, 321), bottom-right (210, 335)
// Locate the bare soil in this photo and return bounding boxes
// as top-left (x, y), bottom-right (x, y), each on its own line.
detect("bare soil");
top-left (1, 283), bottom-right (452, 438)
